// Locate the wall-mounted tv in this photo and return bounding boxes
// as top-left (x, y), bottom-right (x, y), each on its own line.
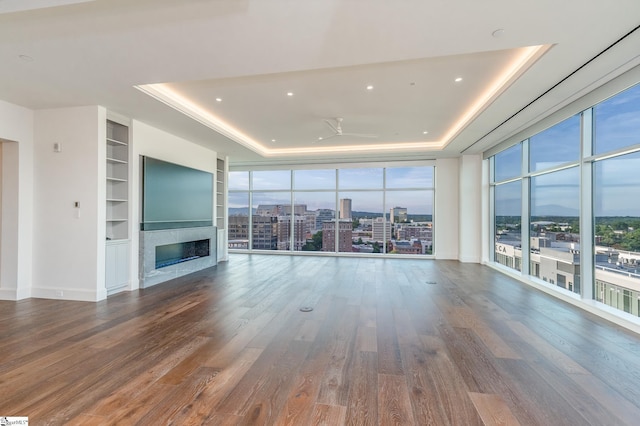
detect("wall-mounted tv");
top-left (141, 156), bottom-right (213, 231)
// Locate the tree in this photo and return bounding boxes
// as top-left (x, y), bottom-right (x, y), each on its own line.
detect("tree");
top-left (621, 229), bottom-right (640, 251)
top-left (312, 231), bottom-right (323, 249)
top-left (302, 231), bottom-right (323, 251)
top-left (352, 218), bottom-right (360, 229)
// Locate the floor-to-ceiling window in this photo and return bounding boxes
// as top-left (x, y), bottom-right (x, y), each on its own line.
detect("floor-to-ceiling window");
top-left (293, 169), bottom-right (336, 252)
top-left (489, 81), bottom-right (640, 317)
top-left (386, 166), bottom-right (434, 255)
top-left (228, 163), bottom-right (435, 256)
top-left (528, 115), bottom-right (581, 293)
top-left (592, 83), bottom-right (640, 315)
top-left (493, 144), bottom-right (523, 272)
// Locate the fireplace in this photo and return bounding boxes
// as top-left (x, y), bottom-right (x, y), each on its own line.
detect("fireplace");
top-left (155, 239), bottom-right (210, 269)
top-left (139, 226), bottom-right (217, 288)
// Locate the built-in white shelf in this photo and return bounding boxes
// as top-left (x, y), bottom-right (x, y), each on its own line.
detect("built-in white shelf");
top-left (107, 157), bottom-right (127, 164)
top-left (105, 118), bottom-right (131, 296)
top-left (106, 120), bottom-right (129, 242)
top-left (216, 158), bottom-right (225, 231)
top-left (106, 137), bottom-right (127, 146)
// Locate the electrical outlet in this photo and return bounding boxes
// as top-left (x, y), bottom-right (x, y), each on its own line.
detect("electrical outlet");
top-left (56, 290), bottom-right (64, 298)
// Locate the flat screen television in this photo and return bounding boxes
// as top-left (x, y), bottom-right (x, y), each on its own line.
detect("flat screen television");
top-left (141, 156), bottom-right (213, 230)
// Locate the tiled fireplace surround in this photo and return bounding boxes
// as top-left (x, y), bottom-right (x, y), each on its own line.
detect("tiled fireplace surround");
top-left (139, 226), bottom-right (217, 288)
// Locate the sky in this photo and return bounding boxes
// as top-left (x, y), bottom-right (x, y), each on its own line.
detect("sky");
top-left (495, 82), bottom-right (640, 217)
top-left (228, 166), bottom-right (434, 214)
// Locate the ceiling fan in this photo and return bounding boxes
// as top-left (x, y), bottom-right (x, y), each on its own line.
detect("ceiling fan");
top-left (315, 117), bottom-right (378, 142)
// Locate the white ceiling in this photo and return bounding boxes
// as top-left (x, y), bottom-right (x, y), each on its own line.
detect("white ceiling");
top-left (1, 0), bottom-right (639, 165)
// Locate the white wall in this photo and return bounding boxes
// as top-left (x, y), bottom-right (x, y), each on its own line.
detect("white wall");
top-left (32, 106), bottom-right (105, 301)
top-left (130, 120), bottom-right (218, 289)
top-left (458, 155), bottom-right (482, 262)
top-left (435, 158), bottom-right (459, 259)
top-left (481, 158), bottom-right (491, 264)
top-left (0, 100), bottom-right (34, 300)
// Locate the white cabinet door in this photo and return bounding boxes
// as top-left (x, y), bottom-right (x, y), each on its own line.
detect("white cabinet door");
top-left (106, 241), bottom-right (130, 294)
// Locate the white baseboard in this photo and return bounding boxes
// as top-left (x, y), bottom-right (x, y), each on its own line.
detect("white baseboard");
top-left (0, 287), bottom-right (31, 300)
top-left (435, 252), bottom-right (459, 260)
top-left (31, 287), bottom-right (105, 302)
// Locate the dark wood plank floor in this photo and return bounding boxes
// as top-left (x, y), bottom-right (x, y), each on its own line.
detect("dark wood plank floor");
top-left (2, 255), bottom-right (640, 425)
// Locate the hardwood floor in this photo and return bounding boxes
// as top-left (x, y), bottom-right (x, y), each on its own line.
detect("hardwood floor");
top-left (2, 254), bottom-right (640, 425)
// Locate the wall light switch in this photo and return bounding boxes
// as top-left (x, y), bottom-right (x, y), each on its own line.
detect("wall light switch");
top-left (53, 142), bottom-right (62, 152)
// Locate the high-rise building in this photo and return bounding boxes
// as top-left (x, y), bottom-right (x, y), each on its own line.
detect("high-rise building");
top-left (390, 207), bottom-right (408, 223)
top-left (253, 216), bottom-right (278, 250)
top-left (322, 220), bottom-right (353, 252)
top-left (303, 211), bottom-right (318, 236)
top-left (339, 198), bottom-right (352, 219)
top-left (277, 215), bottom-right (306, 251)
top-left (316, 209), bottom-right (335, 229)
top-left (228, 215), bottom-right (277, 250)
top-left (372, 217), bottom-right (391, 242)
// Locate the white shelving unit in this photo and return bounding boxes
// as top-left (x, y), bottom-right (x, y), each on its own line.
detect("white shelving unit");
top-left (216, 158), bottom-right (227, 262)
top-left (106, 120), bottom-right (129, 241)
top-left (105, 119), bottom-right (130, 295)
top-left (216, 158), bottom-right (225, 230)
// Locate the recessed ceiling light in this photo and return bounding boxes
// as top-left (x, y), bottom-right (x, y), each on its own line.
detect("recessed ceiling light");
top-left (423, 131), bottom-right (429, 135)
top-left (366, 85), bottom-right (374, 90)
top-left (318, 137), bottom-right (323, 140)
top-left (18, 54), bottom-right (34, 62)
top-left (409, 82), bottom-right (416, 86)
top-left (271, 139), bottom-right (276, 142)
top-left (215, 98), bottom-right (222, 102)
top-left (455, 77), bottom-right (463, 82)
top-left (287, 92), bottom-right (294, 97)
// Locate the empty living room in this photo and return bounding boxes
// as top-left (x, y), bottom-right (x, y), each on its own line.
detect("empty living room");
top-left (2, 1), bottom-right (640, 424)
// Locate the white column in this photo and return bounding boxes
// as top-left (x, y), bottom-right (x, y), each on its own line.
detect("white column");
top-left (458, 155), bottom-right (482, 263)
top-left (435, 158), bottom-right (459, 259)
